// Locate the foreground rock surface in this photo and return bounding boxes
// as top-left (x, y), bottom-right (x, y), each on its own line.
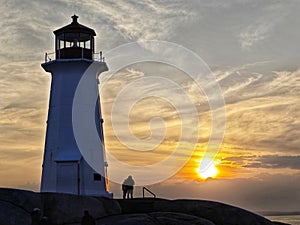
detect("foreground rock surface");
top-left (0, 188), bottom-right (121, 225)
top-left (96, 212), bottom-right (216, 225)
top-left (0, 188), bottom-right (288, 225)
top-left (117, 198), bottom-right (275, 225)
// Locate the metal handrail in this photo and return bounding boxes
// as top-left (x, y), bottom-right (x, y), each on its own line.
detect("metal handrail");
top-left (93, 51), bottom-right (105, 62)
top-left (44, 52), bottom-right (55, 62)
top-left (143, 187), bottom-right (156, 198)
top-left (44, 50), bottom-right (105, 62)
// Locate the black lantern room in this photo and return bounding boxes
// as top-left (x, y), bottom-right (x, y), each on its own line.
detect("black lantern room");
top-left (54, 15), bottom-right (96, 60)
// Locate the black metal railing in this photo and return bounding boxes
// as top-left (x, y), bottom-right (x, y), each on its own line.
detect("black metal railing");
top-left (93, 51), bottom-right (105, 62)
top-left (44, 51), bottom-right (105, 63)
top-left (142, 187), bottom-right (156, 198)
top-left (44, 52), bottom-right (55, 62)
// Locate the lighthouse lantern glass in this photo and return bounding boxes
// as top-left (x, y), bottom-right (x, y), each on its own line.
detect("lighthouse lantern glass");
top-left (56, 32), bottom-right (94, 60)
top-left (56, 33), bottom-right (93, 50)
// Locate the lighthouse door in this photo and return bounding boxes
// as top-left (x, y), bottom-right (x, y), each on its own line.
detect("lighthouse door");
top-left (56, 162), bottom-right (79, 195)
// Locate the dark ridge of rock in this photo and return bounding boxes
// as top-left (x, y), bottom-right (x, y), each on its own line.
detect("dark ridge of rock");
top-left (0, 188), bottom-right (41, 213)
top-left (0, 200), bottom-right (31, 225)
top-left (40, 192), bottom-right (121, 224)
top-left (97, 213), bottom-right (158, 225)
top-left (97, 212), bottom-right (215, 225)
top-left (149, 212), bottom-right (216, 225)
top-left (117, 198), bottom-right (274, 225)
top-left (0, 188), bottom-right (121, 225)
top-left (95, 196), bottom-right (122, 216)
top-left (272, 222), bottom-right (291, 225)
top-left (0, 188), bottom-right (281, 225)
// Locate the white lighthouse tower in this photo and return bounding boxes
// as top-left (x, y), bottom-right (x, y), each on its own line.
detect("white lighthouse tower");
top-left (40, 15), bottom-right (111, 197)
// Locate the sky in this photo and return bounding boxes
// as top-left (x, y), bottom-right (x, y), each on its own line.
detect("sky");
top-left (0, 0), bottom-right (300, 212)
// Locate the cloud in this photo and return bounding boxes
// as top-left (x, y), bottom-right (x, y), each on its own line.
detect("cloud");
top-left (244, 155), bottom-right (300, 170)
top-left (237, 2), bottom-right (290, 50)
top-left (223, 96), bottom-right (300, 153)
top-left (98, 0), bottom-right (193, 41)
top-left (224, 154), bottom-right (300, 171)
top-left (239, 24), bottom-right (271, 50)
top-left (214, 68), bottom-right (300, 154)
top-left (215, 67), bottom-right (300, 104)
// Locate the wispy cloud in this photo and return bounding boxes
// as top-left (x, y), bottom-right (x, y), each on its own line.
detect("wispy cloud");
top-left (239, 23), bottom-right (272, 50)
top-left (238, 2), bottom-right (290, 50)
top-left (244, 155), bottom-right (300, 170)
top-left (224, 154), bottom-right (300, 170)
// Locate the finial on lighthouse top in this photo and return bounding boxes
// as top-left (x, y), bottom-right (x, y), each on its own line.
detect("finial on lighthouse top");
top-left (71, 14), bottom-right (78, 24)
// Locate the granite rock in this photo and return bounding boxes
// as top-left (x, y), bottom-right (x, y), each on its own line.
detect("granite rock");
top-left (0, 188), bottom-right (282, 225)
top-left (0, 200), bottom-right (31, 225)
top-left (118, 198), bottom-right (275, 225)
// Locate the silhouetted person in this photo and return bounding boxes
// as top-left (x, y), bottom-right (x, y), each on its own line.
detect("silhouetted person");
top-left (124, 175), bottom-right (135, 199)
top-left (81, 210), bottom-right (96, 225)
top-left (31, 208), bottom-right (41, 225)
top-left (122, 180), bottom-right (128, 199)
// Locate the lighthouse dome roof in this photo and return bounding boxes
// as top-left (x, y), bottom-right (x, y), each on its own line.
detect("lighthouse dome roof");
top-left (54, 15), bottom-right (96, 36)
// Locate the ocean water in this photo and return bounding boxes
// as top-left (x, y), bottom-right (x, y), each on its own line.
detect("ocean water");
top-left (266, 215), bottom-right (300, 225)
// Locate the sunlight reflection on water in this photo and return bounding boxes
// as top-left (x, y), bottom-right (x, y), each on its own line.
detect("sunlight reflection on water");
top-left (266, 215), bottom-right (300, 225)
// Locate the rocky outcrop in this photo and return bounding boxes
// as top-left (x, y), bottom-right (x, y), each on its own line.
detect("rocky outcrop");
top-left (272, 222), bottom-right (291, 225)
top-left (149, 212), bottom-right (216, 225)
top-left (0, 188), bottom-right (41, 225)
top-left (0, 188), bottom-right (289, 225)
top-left (0, 200), bottom-right (31, 225)
top-left (0, 188), bottom-right (42, 213)
top-left (97, 212), bottom-right (216, 225)
top-left (41, 193), bottom-right (121, 224)
top-left (0, 188), bottom-right (121, 225)
top-left (117, 198), bottom-right (275, 225)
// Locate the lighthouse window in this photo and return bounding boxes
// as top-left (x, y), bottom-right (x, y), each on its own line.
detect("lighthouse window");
top-left (85, 40), bottom-right (91, 49)
top-left (65, 41), bottom-right (71, 48)
top-left (93, 173), bottom-right (101, 181)
top-left (60, 40), bottom-right (64, 49)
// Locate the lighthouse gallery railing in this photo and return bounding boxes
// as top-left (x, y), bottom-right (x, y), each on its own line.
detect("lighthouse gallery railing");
top-left (44, 51), bottom-right (105, 63)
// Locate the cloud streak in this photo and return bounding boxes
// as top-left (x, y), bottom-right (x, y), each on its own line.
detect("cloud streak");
top-left (244, 155), bottom-right (300, 170)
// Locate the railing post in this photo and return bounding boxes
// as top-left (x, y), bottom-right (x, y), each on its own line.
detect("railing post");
top-left (142, 186), bottom-right (156, 198)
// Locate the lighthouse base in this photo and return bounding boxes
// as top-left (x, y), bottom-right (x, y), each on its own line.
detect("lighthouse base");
top-left (41, 157), bottom-right (112, 198)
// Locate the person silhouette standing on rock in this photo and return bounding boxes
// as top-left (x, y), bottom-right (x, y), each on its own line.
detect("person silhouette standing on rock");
top-left (125, 175), bottom-right (135, 199)
top-left (122, 178), bottom-right (128, 199)
top-left (81, 210), bottom-right (95, 225)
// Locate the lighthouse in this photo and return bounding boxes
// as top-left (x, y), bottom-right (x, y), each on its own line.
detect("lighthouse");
top-left (40, 15), bottom-right (111, 197)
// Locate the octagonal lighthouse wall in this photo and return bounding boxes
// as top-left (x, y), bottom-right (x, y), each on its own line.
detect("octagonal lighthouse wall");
top-left (40, 59), bottom-right (111, 198)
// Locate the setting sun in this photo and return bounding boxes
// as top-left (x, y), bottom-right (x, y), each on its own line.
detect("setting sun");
top-left (197, 159), bottom-right (218, 180)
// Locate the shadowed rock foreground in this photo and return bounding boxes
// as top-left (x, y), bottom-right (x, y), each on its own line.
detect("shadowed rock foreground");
top-left (0, 188), bottom-right (290, 225)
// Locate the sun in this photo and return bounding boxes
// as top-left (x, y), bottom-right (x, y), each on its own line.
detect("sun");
top-left (197, 159), bottom-right (218, 180)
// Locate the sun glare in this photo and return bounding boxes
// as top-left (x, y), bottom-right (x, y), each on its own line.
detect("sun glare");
top-left (197, 159), bottom-right (218, 180)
